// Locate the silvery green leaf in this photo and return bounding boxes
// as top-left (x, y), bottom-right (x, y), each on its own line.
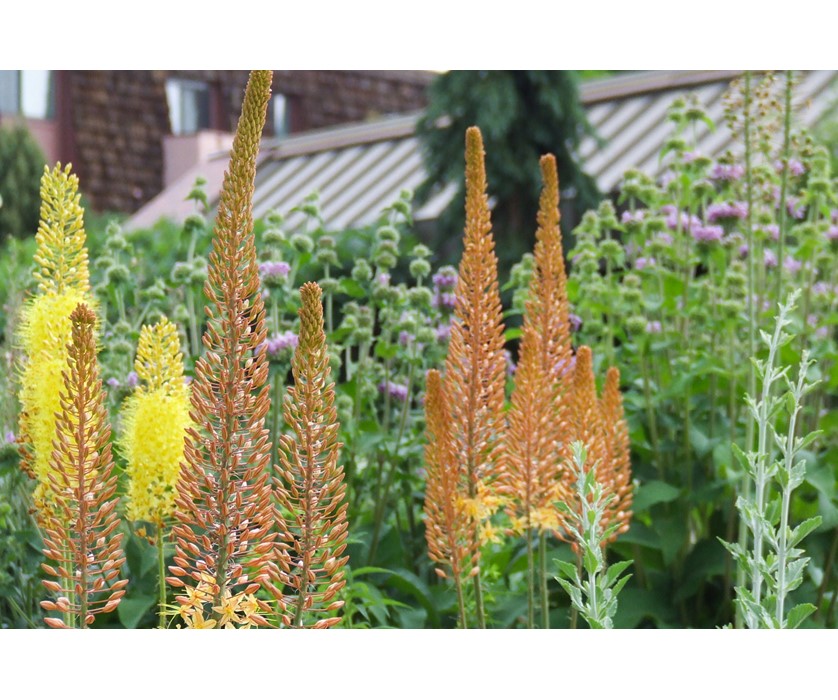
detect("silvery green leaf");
top-left (604, 559), bottom-right (633, 587)
top-left (789, 516), bottom-right (822, 548)
top-left (785, 603), bottom-right (816, 629)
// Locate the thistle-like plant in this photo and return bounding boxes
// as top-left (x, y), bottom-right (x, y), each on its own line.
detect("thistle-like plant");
top-left (722, 289), bottom-right (822, 628)
top-left (503, 154), bottom-right (572, 628)
top-left (432, 126), bottom-right (507, 628)
top-left (168, 70), bottom-right (276, 627)
top-left (423, 368), bottom-right (476, 628)
top-left (39, 304), bottom-right (127, 628)
top-left (17, 164), bottom-right (94, 504)
top-left (555, 442), bottom-right (632, 630)
top-left (120, 316), bottom-right (193, 626)
top-left (272, 282), bottom-right (348, 628)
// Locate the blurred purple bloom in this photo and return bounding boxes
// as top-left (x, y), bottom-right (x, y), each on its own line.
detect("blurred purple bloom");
top-left (126, 371), bottom-right (139, 390)
top-left (775, 159), bottom-right (805, 177)
top-left (377, 273), bottom-right (391, 286)
top-left (764, 224), bottom-right (780, 241)
top-left (764, 250), bottom-right (778, 268)
top-left (398, 330), bottom-right (414, 346)
top-left (4, 431), bottom-right (15, 444)
top-left (435, 323), bottom-right (451, 343)
top-left (432, 271), bottom-right (458, 291)
top-left (504, 349), bottom-right (517, 376)
top-left (569, 313), bottom-right (582, 332)
top-left (379, 381), bottom-right (408, 402)
top-left (710, 163), bottom-right (745, 181)
top-left (434, 292), bottom-right (457, 312)
top-left (655, 232), bottom-right (673, 246)
top-left (816, 326), bottom-right (830, 340)
top-left (807, 314), bottom-right (818, 327)
top-left (646, 320), bottom-right (662, 334)
top-left (783, 256), bottom-right (802, 274)
top-left (707, 202), bottom-right (748, 222)
top-left (692, 225), bottom-right (724, 243)
top-left (259, 330), bottom-right (299, 359)
top-left (259, 260), bottom-right (290, 285)
top-left (106, 377), bottom-right (120, 389)
top-left (786, 197), bottom-right (806, 220)
top-left (662, 205), bottom-right (701, 231)
top-left (738, 243), bottom-right (749, 258)
top-left (635, 257), bottom-right (656, 270)
top-left (555, 355), bottom-right (577, 378)
top-left (826, 226), bottom-right (838, 241)
top-left (813, 282), bottom-right (831, 296)
top-left (621, 209), bottom-right (646, 224)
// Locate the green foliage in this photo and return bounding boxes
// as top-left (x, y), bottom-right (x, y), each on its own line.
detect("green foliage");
top-left (0, 125), bottom-right (46, 239)
top-left (417, 71), bottom-right (599, 267)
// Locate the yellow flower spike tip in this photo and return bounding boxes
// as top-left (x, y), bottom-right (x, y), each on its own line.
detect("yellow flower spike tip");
top-left (121, 317), bottom-right (193, 525)
top-left (17, 163), bottom-right (94, 499)
top-left (273, 282), bottom-right (348, 629)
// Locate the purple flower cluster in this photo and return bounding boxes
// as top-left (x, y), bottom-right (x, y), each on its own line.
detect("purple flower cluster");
top-left (259, 330), bottom-right (299, 359)
top-left (826, 226), bottom-right (838, 241)
top-left (569, 313), bottom-right (582, 332)
top-left (763, 224), bottom-right (780, 241)
top-left (783, 256), bottom-right (802, 274)
top-left (432, 269), bottom-right (458, 312)
top-left (621, 209), bottom-right (646, 225)
top-left (710, 163), bottom-right (745, 181)
top-left (379, 380), bottom-right (409, 402)
top-left (646, 320), bottom-right (662, 334)
top-left (786, 196), bottom-right (806, 220)
top-left (435, 323), bottom-right (451, 343)
top-left (635, 257), bottom-right (656, 271)
top-left (4, 431), bottom-right (15, 444)
top-left (692, 225), bottom-right (723, 243)
top-left (555, 354), bottom-right (576, 378)
top-left (504, 349), bottom-right (517, 376)
top-left (774, 159), bottom-right (805, 177)
top-left (764, 250), bottom-right (778, 268)
top-left (661, 205), bottom-right (701, 232)
top-left (259, 260), bottom-right (291, 286)
top-left (707, 202), bottom-right (748, 222)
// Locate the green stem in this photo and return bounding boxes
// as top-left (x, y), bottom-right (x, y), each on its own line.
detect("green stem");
top-left (526, 527), bottom-right (534, 629)
top-left (157, 525), bottom-right (167, 629)
top-left (776, 70), bottom-right (793, 304)
top-left (539, 531), bottom-right (549, 629)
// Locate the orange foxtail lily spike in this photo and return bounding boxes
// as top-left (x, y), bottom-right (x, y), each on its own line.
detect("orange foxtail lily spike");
top-left (169, 70), bottom-right (277, 626)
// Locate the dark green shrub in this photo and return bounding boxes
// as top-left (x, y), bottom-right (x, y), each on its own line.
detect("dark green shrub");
top-left (0, 125), bottom-right (46, 239)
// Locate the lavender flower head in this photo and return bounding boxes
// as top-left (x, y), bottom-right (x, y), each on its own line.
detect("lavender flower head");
top-left (826, 226), bottom-right (838, 241)
top-left (786, 196), bottom-right (806, 220)
top-left (813, 282), bottom-right (831, 297)
top-left (569, 313), bottom-right (582, 332)
top-left (783, 256), bottom-right (802, 274)
top-left (763, 224), bottom-right (780, 241)
top-left (126, 371), bottom-right (139, 390)
top-left (106, 377), bottom-right (121, 389)
top-left (692, 225), bottom-right (723, 243)
top-left (646, 320), bottom-right (662, 334)
top-left (259, 260), bottom-right (291, 287)
top-left (707, 201), bottom-right (748, 223)
top-left (635, 257), bottom-right (656, 271)
top-left (504, 349), bottom-right (517, 376)
top-left (555, 354), bottom-right (577, 378)
top-left (435, 323), bottom-right (451, 343)
top-left (260, 330), bottom-right (299, 360)
top-left (764, 250), bottom-right (778, 268)
top-left (662, 205), bottom-right (701, 232)
top-left (710, 163), bottom-right (745, 181)
top-left (4, 431), bottom-right (15, 444)
top-left (775, 159), bottom-right (805, 177)
top-left (379, 380), bottom-right (408, 402)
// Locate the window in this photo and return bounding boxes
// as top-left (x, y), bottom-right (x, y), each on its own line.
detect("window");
top-left (270, 93), bottom-right (291, 137)
top-left (0, 70), bottom-right (54, 119)
top-left (166, 78), bottom-right (211, 136)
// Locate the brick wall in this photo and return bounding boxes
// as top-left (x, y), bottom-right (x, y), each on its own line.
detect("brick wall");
top-left (62, 70), bottom-right (432, 213)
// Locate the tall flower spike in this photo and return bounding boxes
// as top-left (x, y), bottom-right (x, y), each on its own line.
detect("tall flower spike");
top-left (504, 154), bottom-right (572, 535)
top-left (18, 164), bottom-right (93, 495)
top-left (169, 70), bottom-right (276, 626)
top-left (121, 317), bottom-right (193, 526)
top-left (445, 126), bottom-right (507, 512)
top-left (435, 126), bottom-right (507, 626)
top-left (423, 369), bottom-right (476, 627)
top-left (272, 282), bottom-right (348, 629)
top-left (39, 304), bottom-right (127, 628)
top-left (599, 367), bottom-right (633, 541)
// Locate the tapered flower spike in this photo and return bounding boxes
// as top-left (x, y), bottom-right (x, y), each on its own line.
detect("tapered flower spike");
top-left (445, 126), bottom-right (507, 516)
top-left (599, 366), bottom-right (633, 541)
top-left (431, 126), bottom-right (507, 627)
top-left (39, 304), bottom-right (127, 628)
top-left (272, 282), bottom-right (348, 629)
top-left (121, 317), bottom-right (193, 526)
top-left (423, 369), bottom-right (476, 628)
top-left (504, 154), bottom-right (573, 536)
top-left (17, 164), bottom-right (94, 497)
top-left (169, 70), bottom-right (277, 627)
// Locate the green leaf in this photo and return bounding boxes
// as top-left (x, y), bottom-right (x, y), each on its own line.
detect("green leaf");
top-left (689, 425), bottom-right (712, 457)
top-left (632, 480), bottom-right (680, 512)
top-left (504, 327), bottom-right (523, 341)
top-left (604, 559), bottom-right (633, 588)
top-left (337, 278), bottom-right (366, 298)
top-left (555, 559), bottom-right (579, 582)
top-left (786, 603), bottom-right (816, 629)
top-left (789, 516), bottom-right (823, 548)
top-left (117, 594), bottom-right (156, 629)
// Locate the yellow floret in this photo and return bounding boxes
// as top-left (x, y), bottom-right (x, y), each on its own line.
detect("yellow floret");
top-left (121, 318), bottom-right (192, 525)
top-left (18, 289), bottom-right (93, 497)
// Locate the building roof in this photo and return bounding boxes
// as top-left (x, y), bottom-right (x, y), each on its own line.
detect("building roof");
top-left (127, 70), bottom-right (838, 231)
